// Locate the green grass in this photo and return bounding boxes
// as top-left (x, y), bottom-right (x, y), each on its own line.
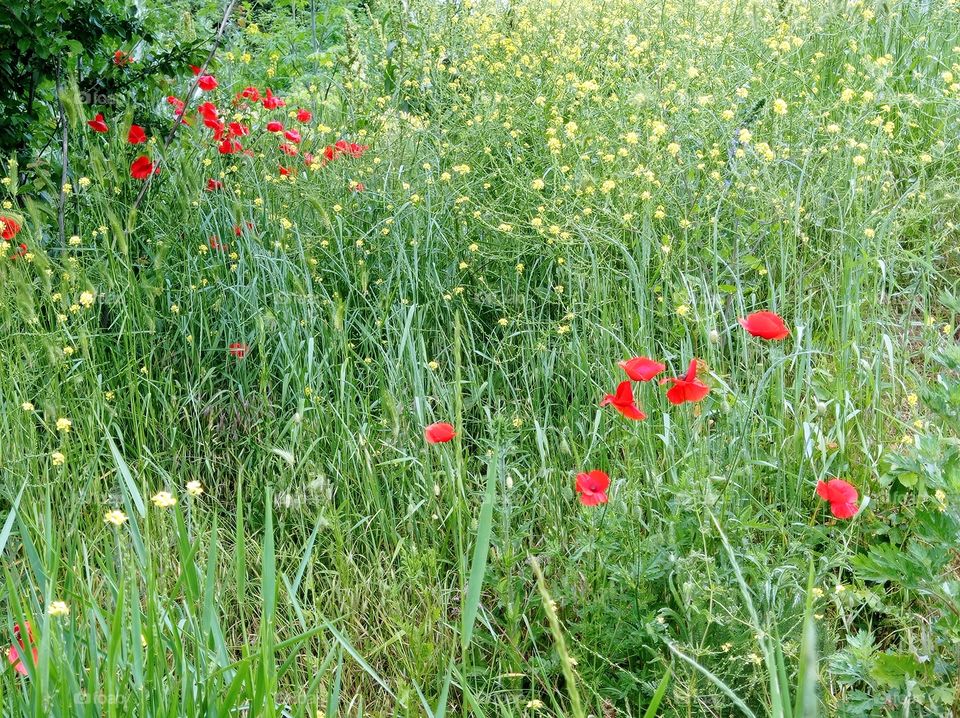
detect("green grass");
top-left (2, 0), bottom-right (960, 714)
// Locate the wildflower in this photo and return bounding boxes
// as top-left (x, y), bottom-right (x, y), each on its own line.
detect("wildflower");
top-left (197, 75), bottom-right (218, 91)
top-left (531, 178), bottom-right (545, 190)
top-left (618, 356), bottom-right (665, 382)
top-left (600, 381), bottom-right (647, 420)
top-left (816, 479), bottom-right (858, 519)
top-left (103, 509), bottom-right (127, 526)
top-left (127, 125), bottom-right (147, 144)
top-left (266, 121), bottom-right (284, 133)
top-left (296, 108), bottom-right (312, 122)
top-left (262, 88), bottom-right (285, 109)
top-left (186, 480), bottom-right (204, 497)
top-left (151, 491), bottom-right (177, 509)
top-left (772, 98), bottom-right (788, 115)
top-left (229, 343), bottom-right (249, 359)
top-left (6, 622), bottom-right (37, 676)
top-left (87, 113), bottom-right (109, 133)
top-left (0, 216), bottom-right (21, 240)
top-left (47, 601), bottom-right (70, 617)
top-left (79, 291), bottom-right (95, 308)
top-left (575, 470), bottom-right (610, 506)
top-left (739, 311), bottom-right (790, 340)
top-left (206, 178), bottom-right (223, 191)
top-left (130, 156), bottom-right (157, 180)
top-left (51, 451), bottom-right (65, 466)
top-left (661, 359), bottom-right (710, 405)
top-left (424, 422), bottom-right (456, 444)
top-left (56, 417), bottom-right (72, 433)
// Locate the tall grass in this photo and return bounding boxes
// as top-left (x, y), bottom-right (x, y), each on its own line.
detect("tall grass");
top-left (1, 0), bottom-right (959, 714)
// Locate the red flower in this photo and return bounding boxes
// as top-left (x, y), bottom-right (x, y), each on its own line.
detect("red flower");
top-left (279, 165), bottom-right (292, 176)
top-left (218, 139), bottom-right (242, 154)
top-left (661, 359), bottom-right (710, 405)
top-left (296, 108), bottom-right (312, 122)
top-left (206, 178), bottom-right (223, 191)
top-left (238, 86), bottom-right (261, 102)
top-left (210, 236), bottom-right (228, 251)
top-left (198, 75), bottom-right (218, 91)
top-left (127, 124), bottom-right (147, 144)
top-left (739, 311), bottom-right (790, 340)
top-left (279, 143), bottom-right (298, 156)
top-left (166, 96), bottom-right (185, 116)
top-left (87, 113), bottom-right (108, 133)
top-left (113, 50), bottom-right (133, 66)
top-left (262, 88), bottom-right (285, 109)
top-left (351, 182), bottom-right (365, 192)
top-left (197, 102), bottom-right (219, 121)
top-left (575, 470), bottom-right (610, 506)
top-left (424, 422), bottom-right (456, 444)
top-left (618, 356), bottom-right (665, 382)
top-left (284, 128), bottom-right (301, 143)
top-left (0, 216), bottom-right (21, 240)
top-left (229, 342), bottom-right (249, 359)
top-left (190, 64), bottom-right (202, 75)
top-left (600, 380), bottom-right (647, 420)
top-left (130, 155), bottom-right (156, 180)
top-left (816, 479), bottom-right (858, 519)
top-left (266, 121), bottom-right (284, 133)
top-left (9, 243), bottom-right (27, 260)
top-left (233, 222), bottom-right (254, 236)
top-left (228, 122), bottom-right (249, 137)
top-left (7, 622), bottom-right (37, 676)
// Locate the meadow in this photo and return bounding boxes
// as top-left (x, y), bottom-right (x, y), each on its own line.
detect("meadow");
top-left (2, 0), bottom-right (960, 715)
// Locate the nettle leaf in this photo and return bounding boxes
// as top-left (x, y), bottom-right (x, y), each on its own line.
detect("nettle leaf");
top-left (852, 543), bottom-right (934, 589)
top-left (869, 652), bottom-right (925, 688)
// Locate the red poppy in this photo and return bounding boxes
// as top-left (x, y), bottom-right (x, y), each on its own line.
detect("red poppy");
top-left (229, 342), bottom-right (249, 359)
top-left (218, 139), bottom-right (242, 155)
top-left (166, 96), bottom-right (185, 116)
top-left (424, 422), bottom-right (456, 443)
top-left (127, 124), bottom-right (147, 144)
top-left (661, 359), bottom-right (710, 405)
top-left (279, 143), bottom-right (298, 156)
top-left (210, 236), bottom-right (228, 251)
top-left (229, 122), bottom-right (249, 137)
top-left (113, 50), bottom-right (133, 66)
top-left (197, 102), bottom-right (219, 121)
top-left (284, 128), bottom-right (301, 143)
top-left (198, 75), bottom-right (218, 91)
top-left (130, 155), bottom-right (156, 180)
top-left (190, 64), bottom-right (202, 75)
top-left (618, 356), bottom-right (665, 382)
top-left (9, 243), bottom-right (27, 260)
top-left (816, 479), bottom-right (858, 519)
top-left (296, 108), bottom-right (312, 122)
top-left (206, 178), bottom-right (223, 191)
top-left (233, 222), bottom-right (254, 236)
top-left (262, 88), bottom-right (285, 109)
top-left (351, 182), bottom-right (365, 192)
top-left (739, 311), bottom-right (790, 340)
top-left (600, 380), bottom-right (647, 420)
top-left (87, 113), bottom-right (108, 133)
top-left (279, 165), bottom-right (292, 176)
top-left (6, 622), bottom-right (37, 676)
top-left (238, 86), bottom-right (261, 102)
top-left (266, 121), bottom-right (283, 133)
top-left (0, 216), bottom-right (21, 240)
top-left (575, 470), bottom-right (610, 506)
